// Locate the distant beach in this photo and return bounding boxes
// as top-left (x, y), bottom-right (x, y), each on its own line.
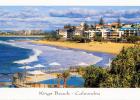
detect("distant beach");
top-left (0, 35), bottom-right (44, 37)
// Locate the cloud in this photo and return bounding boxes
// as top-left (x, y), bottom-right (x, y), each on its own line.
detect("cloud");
top-left (49, 8), bottom-right (98, 18)
top-left (0, 7), bottom-right (140, 30)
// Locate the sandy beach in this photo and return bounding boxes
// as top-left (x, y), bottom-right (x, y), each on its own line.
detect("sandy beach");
top-left (32, 40), bottom-right (134, 54)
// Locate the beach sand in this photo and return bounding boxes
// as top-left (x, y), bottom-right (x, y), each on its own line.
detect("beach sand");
top-left (32, 40), bottom-right (134, 54)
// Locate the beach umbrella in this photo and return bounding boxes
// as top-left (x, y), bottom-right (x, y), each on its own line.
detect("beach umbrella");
top-left (18, 66), bottom-right (33, 69)
top-left (34, 64), bottom-right (46, 71)
top-left (27, 70), bottom-right (45, 75)
top-left (49, 62), bottom-right (61, 66)
top-left (78, 62), bottom-right (88, 66)
top-left (48, 62), bottom-right (61, 73)
top-left (34, 64), bottom-right (45, 68)
top-left (27, 70), bottom-right (46, 83)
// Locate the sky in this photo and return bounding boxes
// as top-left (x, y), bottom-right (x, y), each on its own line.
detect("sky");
top-left (0, 6), bottom-right (140, 30)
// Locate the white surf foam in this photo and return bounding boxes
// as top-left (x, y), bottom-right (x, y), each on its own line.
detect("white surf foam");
top-left (0, 40), bottom-right (43, 65)
top-left (0, 40), bottom-right (106, 67)
top-left (14, 49), bottom-right (42, 64)
top-left (0, 40), bottom-right (25, 48)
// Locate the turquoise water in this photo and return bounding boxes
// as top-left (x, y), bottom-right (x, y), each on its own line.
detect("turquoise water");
top-left (38, 76), bottom-right (85, 87)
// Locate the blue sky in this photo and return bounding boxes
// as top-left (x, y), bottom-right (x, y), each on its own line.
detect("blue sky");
top-left (0, 6), bottom-right (140, 30)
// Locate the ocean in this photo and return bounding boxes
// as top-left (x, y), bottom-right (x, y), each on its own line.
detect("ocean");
top-left (0, 37), bottom-right (115, 83)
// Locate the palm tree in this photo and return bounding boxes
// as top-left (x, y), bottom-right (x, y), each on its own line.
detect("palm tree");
top-left (62, 71), bottom-right (70, 88)
top-left (77, 67), bottom-right (85, 75)
top-left (117, 17), bottom-right (121, 28)
top-left (57, 74), bottom-right (62, 88)
top-left (99, 17), bottom-right (104, 25)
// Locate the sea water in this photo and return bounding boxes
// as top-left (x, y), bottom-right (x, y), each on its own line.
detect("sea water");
top-left (0, 37), bottom-right (115, 85)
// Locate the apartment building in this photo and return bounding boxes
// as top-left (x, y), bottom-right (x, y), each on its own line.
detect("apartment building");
top-left (120, 28), bottom-right (140, 37)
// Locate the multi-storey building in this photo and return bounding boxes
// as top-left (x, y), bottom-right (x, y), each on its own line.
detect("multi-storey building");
top-left (58, 29), bottom-right (68, 39)
top-left (58, 22), bottom-right (140, 41)
top-left (120, 28), bottom-right (140, 37)
top-left (84, 30), bottom-right (96, 39)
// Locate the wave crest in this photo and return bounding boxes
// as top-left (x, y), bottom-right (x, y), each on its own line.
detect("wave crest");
top-left (14, 49), bottom-right (42, 64)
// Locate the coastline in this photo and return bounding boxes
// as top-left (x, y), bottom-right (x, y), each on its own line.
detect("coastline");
top-left (31, 40), bottom-right (134, 55)
top-left (0, 35), bottom-right (45, 37)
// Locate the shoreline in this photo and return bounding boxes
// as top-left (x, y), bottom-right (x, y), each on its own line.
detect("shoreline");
top-left (0, 35), bottom-right (45, 37)
top-left (31, 41), bottom-right (116, 56)
top-left (31, 40), bottom-right (134, 55)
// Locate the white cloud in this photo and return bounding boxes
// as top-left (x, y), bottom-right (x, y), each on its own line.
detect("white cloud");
top-left (0, 7), bottom-right (140, 30)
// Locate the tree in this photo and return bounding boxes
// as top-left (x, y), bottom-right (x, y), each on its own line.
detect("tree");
top-left (83, 66), bottom-right (108, 87)
top-left (108, 45), bottom-right (140, 87)
top-left (77, 67), bottom-right (85, 75)
top-left (94, 33), bottom-right (103, 42)
top-left (71, 35), bottom-right (91, 43)
top-left (64, 24), bottom-right (72, 29)
top-left (71, 35), bottom-right (83, 42)
top-left (82, 45), bottom-right (140, 88)
top-left (117, 18), bottom-right (121, 28)
top-left (80, 37), bottom-right (91, 43)
top-left (126, 35), bottom-right (140, 43)
top-left (90, 25), bottom-right (95, 29)
top-left (44, 31), bottom-right (62, 41)
top-left (62, 71), bottom-right (70, 88)
top-left (57, 74), bottom-right (62, 88)
top-left (83, 23), bottom-right (89, 31)
top-left (99, 17), bottom-right (104, 25)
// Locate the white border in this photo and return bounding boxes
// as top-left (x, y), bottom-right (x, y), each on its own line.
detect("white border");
top-left (0, 0), bottom-right (140, 100)
top-left (0, 0), bottom-right (139, 6)
top-left (0, 88), bottom-right (140, 100)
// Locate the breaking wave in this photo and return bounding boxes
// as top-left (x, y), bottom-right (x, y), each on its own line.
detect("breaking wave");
top-left (14, 49), bottom-right (42, 64)
top-left (0, 40), bottom-right (42, 65)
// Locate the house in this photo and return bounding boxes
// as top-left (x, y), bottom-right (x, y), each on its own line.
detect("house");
top-left (95, 24), bottom-right (104, 29)
top-left (111, 22), bottom-right (120, 29)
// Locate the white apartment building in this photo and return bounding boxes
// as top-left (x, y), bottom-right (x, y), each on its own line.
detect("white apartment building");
top-left (99, 29), bottom-right (111, 39)
top-left (84, 30), bottom-right (96, 39)
top-left (99, 29), bottom-right (124, 39)
top-left (58, 29), bottom-right (68, 39)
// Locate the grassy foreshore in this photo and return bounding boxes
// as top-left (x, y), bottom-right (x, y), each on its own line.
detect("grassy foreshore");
top-left (32, 40), bottom-right (134, 54)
